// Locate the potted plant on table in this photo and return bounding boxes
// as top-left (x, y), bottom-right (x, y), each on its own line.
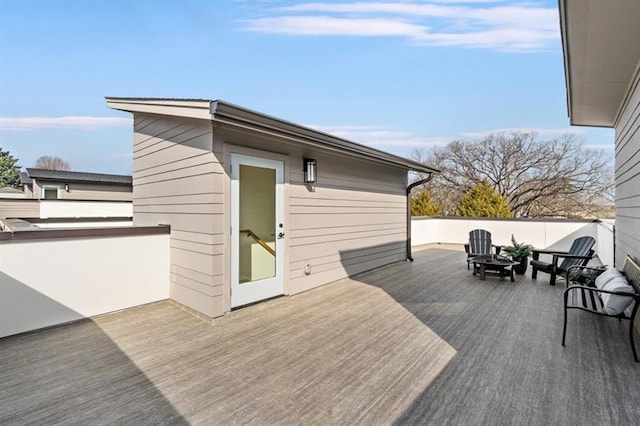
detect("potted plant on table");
top-left (501, 234), bottom-right (533, 275)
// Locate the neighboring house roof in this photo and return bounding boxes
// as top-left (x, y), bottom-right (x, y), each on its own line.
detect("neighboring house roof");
top-left (24, 168), bottom-right (132, 185)
top-left (105, 97), bottom-right (440, 175)
top-left (20, 172), bottom-right (33, 185)
top-left (560, 0), bottom-right (640, 126)
top-left (0, 187), bottom-right (23, 194)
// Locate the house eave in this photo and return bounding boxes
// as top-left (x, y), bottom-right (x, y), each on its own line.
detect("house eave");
top-left (105, 97), bottom-right (440, 175)
top-left (560, 0), bottom-right (640, 127)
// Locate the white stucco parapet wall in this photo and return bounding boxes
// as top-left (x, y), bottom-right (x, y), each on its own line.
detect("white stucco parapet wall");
top-left (411, 217), bottom-right (614, 268)
top-left (0, 226), bottom-right (170, 337)
top-left (39, 200), bottom-right (132, 218)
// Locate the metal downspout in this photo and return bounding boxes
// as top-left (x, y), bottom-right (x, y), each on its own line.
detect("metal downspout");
top-left (406, 174), bottom-right (434, 262)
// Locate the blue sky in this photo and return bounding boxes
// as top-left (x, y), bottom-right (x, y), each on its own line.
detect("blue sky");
top-left (0, 0), bottom-right (614, 175)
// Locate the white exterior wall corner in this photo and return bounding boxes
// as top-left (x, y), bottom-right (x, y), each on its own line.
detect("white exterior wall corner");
top-left (614, 59), bottom-right (640, 267)
top-left (131, 113), bottom-right (224, 318)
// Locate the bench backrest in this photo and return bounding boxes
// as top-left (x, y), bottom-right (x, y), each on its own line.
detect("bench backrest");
top-left (622, 256), bottom-right (640, 295)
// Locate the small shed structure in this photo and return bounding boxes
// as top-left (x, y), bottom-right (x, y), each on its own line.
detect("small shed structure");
top-left (107, 97), bottom-right (438, 318)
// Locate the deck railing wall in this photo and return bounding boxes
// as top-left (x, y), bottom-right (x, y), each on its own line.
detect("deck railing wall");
top-left (0, 226), bottom-right (170, 337)
top-left (412, 217), bottom-right (615, 267)
top-left (0, 199), bottom-right (133, 219)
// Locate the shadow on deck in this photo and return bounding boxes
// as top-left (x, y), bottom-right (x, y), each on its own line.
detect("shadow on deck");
top-left (1, 248), bottom-right (637, 425)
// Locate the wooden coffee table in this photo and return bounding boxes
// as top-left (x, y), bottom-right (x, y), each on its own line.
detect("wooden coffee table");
top-left (471, 255), bottom-right (519, 282)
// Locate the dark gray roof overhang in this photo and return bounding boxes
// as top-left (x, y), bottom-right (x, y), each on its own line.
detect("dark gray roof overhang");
top-left (106, 97), bottom-right (440, 175)
top-left (25, 168), bottom-right (132, 185)
top-left (560, 0), bottom-right (640, 127)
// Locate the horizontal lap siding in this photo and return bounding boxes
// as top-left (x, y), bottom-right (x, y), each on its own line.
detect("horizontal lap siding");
top-left (614, 64), bottom-right (640, 267)
top-left (0, 200), bottom-right (40, 219)
top-left (60, 183), bottom-right (132, 201)
top-left (288, 154), bottom-right (407, 294)
top-left (33, 181), bottom-right (132, 201)
top-left (132, 114), bottom-right (223, 317)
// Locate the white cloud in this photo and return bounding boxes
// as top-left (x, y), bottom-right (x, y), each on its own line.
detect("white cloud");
top-left (242, 1), bottom-right (558, 51)
top-left (308, 124), bottom-right (449, 148)
top-left (0, 116), bottom-right (132, 131)
top-left (583, 144), bottom-right (614, 151)
top-left (460, 127), bottom-right (586, 138)
top-left (243, 16), bottom-right (427, 37)
top-left (305, 123), bottom-right (602, 153)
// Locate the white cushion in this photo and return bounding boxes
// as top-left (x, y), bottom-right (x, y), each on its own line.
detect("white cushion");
top-left (601, 276), bottom-right (635, 315)
top-left (594, 268), bottom-right (624, 290)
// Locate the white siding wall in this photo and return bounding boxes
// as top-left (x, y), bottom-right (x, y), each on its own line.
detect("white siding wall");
top-left (288, 153), bottom-right (407, 294)
top-left (614, 62), bottom-right (640, 266)
top-left (32, 180), bottom-right (131, 201)
top-left (132, 113), bottom-right (225, 317)
top-left (0, 199), bottom-right (40, 219)
top-left (220, 129), bottom-right (408, 297)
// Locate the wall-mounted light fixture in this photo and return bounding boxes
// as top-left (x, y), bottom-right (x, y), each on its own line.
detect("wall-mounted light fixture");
top-left (64, 184), bottom-right (69, 192)
top-left (303, 158), bottom-right (317, 184)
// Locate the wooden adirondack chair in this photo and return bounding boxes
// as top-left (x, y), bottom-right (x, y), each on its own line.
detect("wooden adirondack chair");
top-left (464, 229), bottom-right (500, 269)
top-left (530, 236), bottom-right (596, 286)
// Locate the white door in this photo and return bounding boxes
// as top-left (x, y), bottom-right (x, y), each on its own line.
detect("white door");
top-left (231, 154), bottom-right (285, 307)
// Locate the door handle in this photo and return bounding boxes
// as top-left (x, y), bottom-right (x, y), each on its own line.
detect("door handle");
top-left (278, 232), bottom-right (285, 239)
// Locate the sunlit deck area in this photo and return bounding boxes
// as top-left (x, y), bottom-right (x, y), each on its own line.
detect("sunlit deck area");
top-left (1, 247), bottom-right (638, 425)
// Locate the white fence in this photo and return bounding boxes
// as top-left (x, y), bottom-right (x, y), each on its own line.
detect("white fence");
top-left (0, 227), bottom-right (169, 337)
top-left (412, 217), bottom-right (615, 267)
top-left (40, 200), bottom-right (132, 218)
top-left (0, 199), bottom-right (132, 220)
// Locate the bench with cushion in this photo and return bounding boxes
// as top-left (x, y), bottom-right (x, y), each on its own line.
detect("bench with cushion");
top-left (562, 255), bottom-right (640, 362)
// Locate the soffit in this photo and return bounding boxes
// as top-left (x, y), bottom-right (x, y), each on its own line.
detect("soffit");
top-left (561, 0), bottom-right (640, 127)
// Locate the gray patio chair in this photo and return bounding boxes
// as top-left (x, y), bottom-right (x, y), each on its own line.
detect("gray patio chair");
top-left (464, 229), bottom-right (501, 269)
top-left (530, 236), bottom-right (595, 286)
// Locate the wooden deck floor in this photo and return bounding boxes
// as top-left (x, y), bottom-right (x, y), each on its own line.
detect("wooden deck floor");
top-left (1, 247), bottom-right (638, 425)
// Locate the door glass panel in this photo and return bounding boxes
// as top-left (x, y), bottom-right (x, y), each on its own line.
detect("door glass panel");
top-left (239, 165), bottom-right (276, 284)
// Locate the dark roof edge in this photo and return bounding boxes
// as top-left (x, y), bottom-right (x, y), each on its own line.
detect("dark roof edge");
top-left (0, 225), bottom-right (169, 243)
top-left (411, 216), bottom-right (607, 223)
top-left (20, 171), bottom-right (33, 185)
top-left (25, 168), bottom-right (132, 184)
top-left (559, 0), bottom-right (573, 123)
top-left (106, 97), bottom-right (439, 174)
top-left (211, 100), bottom-right (440, 174)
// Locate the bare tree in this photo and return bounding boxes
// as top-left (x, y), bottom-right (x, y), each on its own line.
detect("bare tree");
top-left (33, 156), bottom-right (71, 171)
top-left (412, 132), bottom-right (613, 218)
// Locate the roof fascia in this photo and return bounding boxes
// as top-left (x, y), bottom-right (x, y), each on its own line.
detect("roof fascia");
top-left (559, 0), bottom-right (573, 124)
top-left (211, 101), bottom-right (440, 174)
top-left (105, 97), bottom-right (439, 174)
top-left (105, 97), bottom-right (213, 120)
